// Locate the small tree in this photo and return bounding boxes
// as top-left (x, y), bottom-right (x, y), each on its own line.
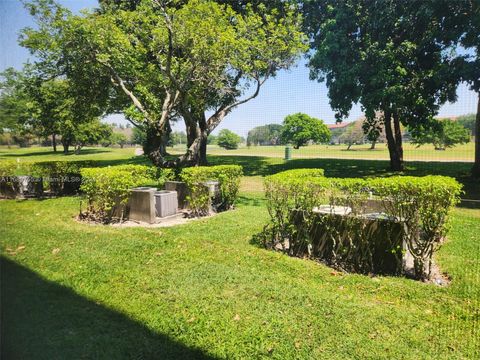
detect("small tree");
top-left (169, 131), bottom-right (187, 146)
top-left (111, 132), bottom-right (128, 148)
top-left (217, 129), bottom-right (242, 150)
top-left (410, 118), bottom-right (470, 150)
top-left (281, 113), bottom-right (330, 149)
top-left (73, 120), bottom-right (113, 153)
top-left (339, 123), bottom-right (365, 150)
top-left (132, 127), bottom-right (146, 146)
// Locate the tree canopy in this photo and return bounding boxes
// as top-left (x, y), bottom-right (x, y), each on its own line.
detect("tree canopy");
top-left (281, 113), bottom-right (330, 149)
top-left (304, 0), bottom-right (461, 170)
top-left (216, 129), bottom-right (242, 150)
top-left (247, 124), bottom-right (283, 146)
top-left (21, 0), bottom-right (306, 166)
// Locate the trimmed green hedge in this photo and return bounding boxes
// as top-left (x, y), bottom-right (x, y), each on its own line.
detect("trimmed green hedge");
top-left (180, 165), bottom-right (243, 216)
top-left (263, 171), bottom-right (462, 279)
top-left (80, 165), bottom-right (173, 222)
top-left (0, 160), bottom-right (98, 195)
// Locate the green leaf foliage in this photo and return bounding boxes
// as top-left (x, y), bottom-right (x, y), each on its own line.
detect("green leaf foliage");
top-left (180, 165), bottom-right (243, 216)
top-left (80, 164), bottom-right (172, 222)
top-left (216, 129), bottom-right (242, 150)
top-left (264, 170), bottom-right (462, 279)
top-left (410, 118), bottom-right (471, 150)
top-left (281, 113), bottom-right (331, 149)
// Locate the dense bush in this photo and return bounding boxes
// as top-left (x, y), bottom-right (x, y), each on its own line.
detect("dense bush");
top-left (0, 160), bottom-right (98, 195)
top-left (264, 168), bottom-right (326, 242)
top-left (80, 165), bottom-right (169, 222)
top-left (180, 165), bottom-right (243, 216)
top-left (263, 171), bottom-right (462, 279)
top-left (32, 160), bottom-right (96, 194)
top-left (0, 160), bottom-right (19, 177)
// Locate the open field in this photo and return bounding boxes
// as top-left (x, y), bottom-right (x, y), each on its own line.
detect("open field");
top-left (1, 146), bottom-right (479, 200)
top-left (0, 146), bottom-right (138, 163)
top-left (203, 142), bottom-right (476, 162)
top-left (1, 142), bottom-right (475, 163)
top-left (1, 146), bottom-right (479, 358)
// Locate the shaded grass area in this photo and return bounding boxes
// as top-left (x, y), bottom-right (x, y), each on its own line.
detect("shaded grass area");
top-left (1, 258), bottom-right (215, 360)
top-left (1, 196), bottom-right (479, 359)
top-left (0, 146), bottom-right (139, 164)
top-left (208, 155), bottom-right (480, 201)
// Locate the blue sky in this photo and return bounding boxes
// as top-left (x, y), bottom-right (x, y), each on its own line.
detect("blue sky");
top-left (1, 0), bottom-right (477, 137)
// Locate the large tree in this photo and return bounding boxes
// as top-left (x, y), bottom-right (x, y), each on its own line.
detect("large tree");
top-left (304, 0), bottom-right (460, 171)
top-left (247, 124), bottom-right (283, 146)
top-left (281, 113), bottom-right (330, 149)
top-left (21, 0), bottom-right (306, 167)
top-left (0, 69), bottom-right (33, 146)
top-left (410, 118), bottom-right (470, 151)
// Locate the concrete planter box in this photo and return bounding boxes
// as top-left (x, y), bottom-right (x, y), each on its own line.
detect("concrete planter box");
top-left (129, 187), bottom-right (157, 224)
top-left (165, 181), bottom-right (189, 209)
top-left (0, 177), bottom-right (17, 199)
top-left (1, 176), bottom-right (44, 198)
top-left (203, 180), bottom-right (221, 212)
top-left (154, 190), bottom-right (178, 218)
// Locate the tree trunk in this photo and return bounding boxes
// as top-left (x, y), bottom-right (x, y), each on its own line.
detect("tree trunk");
top-left (62, 139), bottom-right (70, 154)
top-left (384, 111), bottom-right (404, 171)
top-left (370, 140), bottom-right (376, 150)
top-left (180, 118), bottom-right (208, 167)
top-left (472, 94), bottom-right (480, 177)
top-left (180, 108), bottom-right (209, 167)
top-left (178, 131), bottom-right (208, 167)
top-left (52, 133), bottom-right (57, 152)
top-left (143, 125), bottom-right (170, 167)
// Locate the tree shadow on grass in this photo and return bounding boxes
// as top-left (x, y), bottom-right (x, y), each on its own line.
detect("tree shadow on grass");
top-left (208, 155), bottom-right (479, 201)
top-left (235, 195), bottom-right (265, 207)
top-left (0, 257), bottom-right (217, 360)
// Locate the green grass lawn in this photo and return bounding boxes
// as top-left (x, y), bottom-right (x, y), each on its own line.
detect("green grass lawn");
top-left (0, 146), bottom-right (138, 163)
top-left (1, 146), bottom-right (479, 358)
top-left (196, 141), bottom-right (476, 162)
top-left (1, 195), bottom-right (479, 359)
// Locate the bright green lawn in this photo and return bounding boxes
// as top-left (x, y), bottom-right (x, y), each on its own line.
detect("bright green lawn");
top-left (185, 141), bottom-right (476, 162)
top-left (1, 146), bottom-right (479, 358)
top-left (1, 195), bottom-right (479, 359)
top-left (0, 146), bottom-right (138, 163)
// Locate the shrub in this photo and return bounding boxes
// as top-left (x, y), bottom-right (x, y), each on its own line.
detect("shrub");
top-left (180, 165), bottom-right (243, 216)
top-left (263, 172), bottom-right (462, 279)
top-left (32, 160), bottom-right (96, 194)
top-left (0, 160), bottom-right (19, 177)
top-left (80, 165), bottom-right (161, 222)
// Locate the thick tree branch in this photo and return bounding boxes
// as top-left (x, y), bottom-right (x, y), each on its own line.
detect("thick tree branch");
top-left (207, 72), bottom-right (268, 131)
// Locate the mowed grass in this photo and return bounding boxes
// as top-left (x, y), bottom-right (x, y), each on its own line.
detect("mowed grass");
top-left (0, 146), bottom-right (139, 163)
top-left (1, 146), bottom-right (479, 358)
top-left (1, 194), bottom-right (479, 359)
top-left (191, 141), bottom-right (476, 162)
